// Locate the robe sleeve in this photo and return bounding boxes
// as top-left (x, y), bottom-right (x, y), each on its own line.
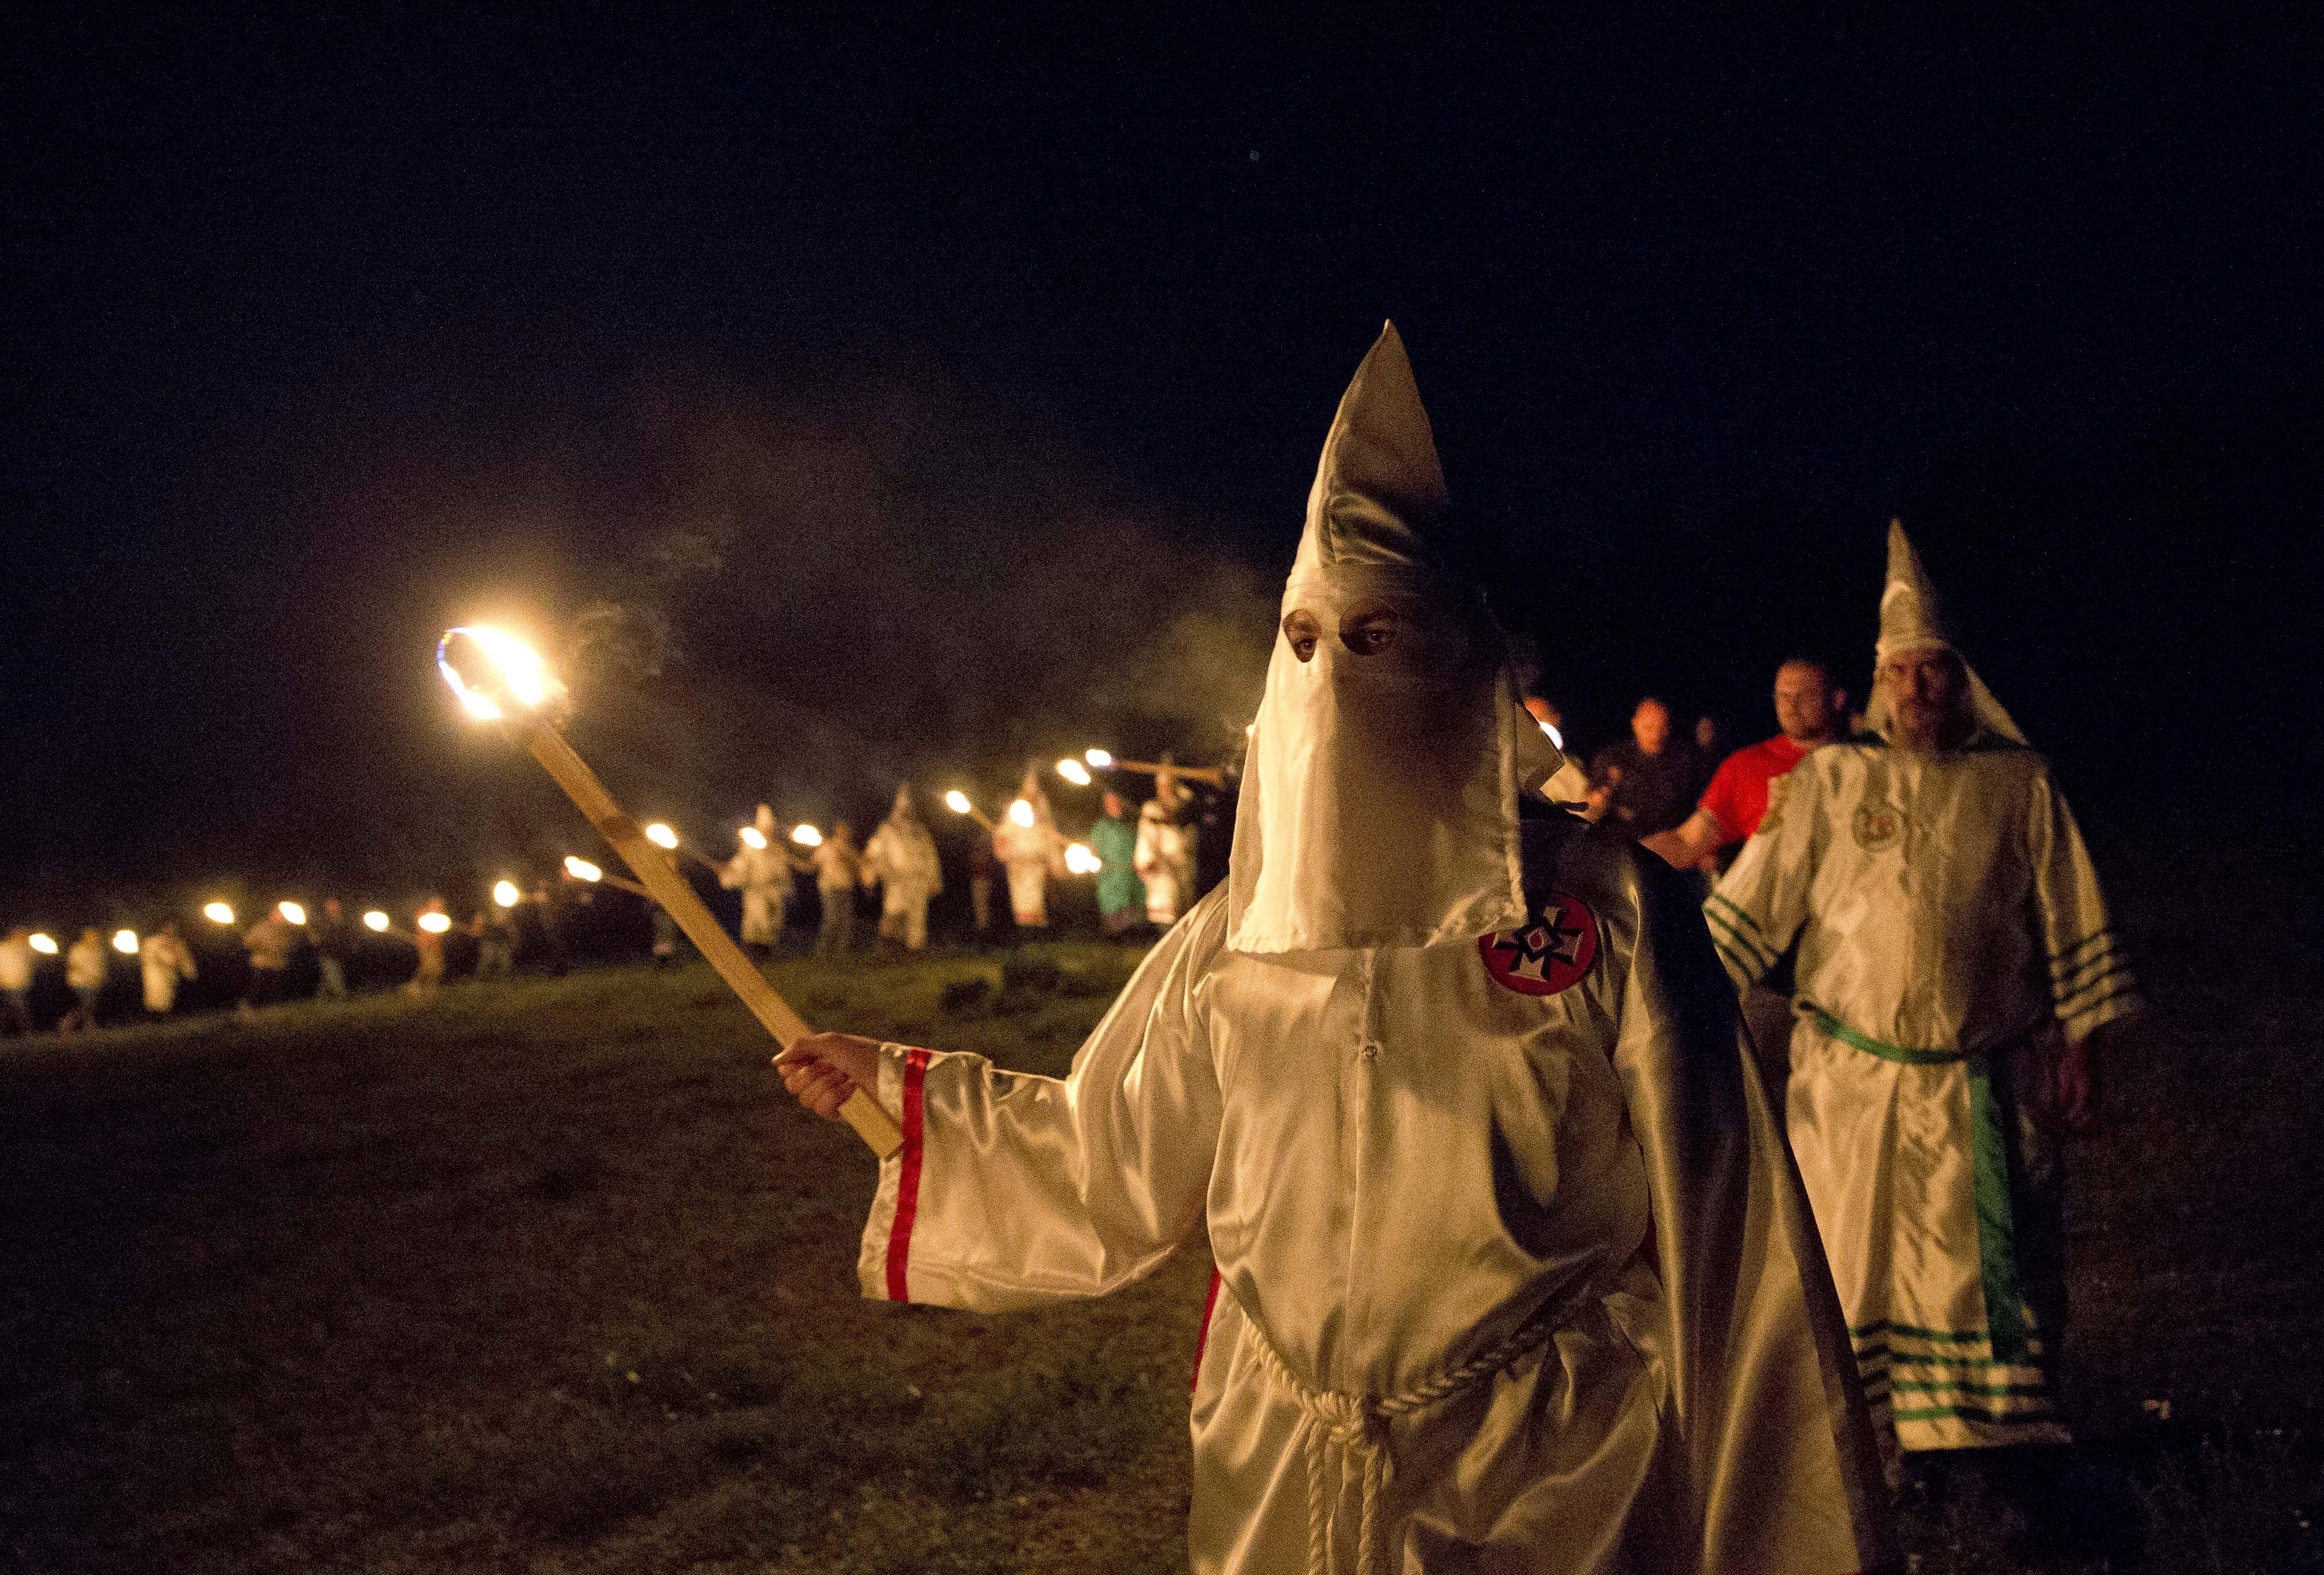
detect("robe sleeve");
top-left (2028, 768), bottom-right (2141, 1044)
top-left (856, 892), bottom-right (1226, 1312)
top-left (1703, 755), bottom-right (1826, 992)
top-left (1611, 850), bottom-right (1897, 1574)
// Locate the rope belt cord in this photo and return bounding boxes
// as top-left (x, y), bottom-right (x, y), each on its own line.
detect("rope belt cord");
top-left (1240, 1300), bottom-right (1568, 1575)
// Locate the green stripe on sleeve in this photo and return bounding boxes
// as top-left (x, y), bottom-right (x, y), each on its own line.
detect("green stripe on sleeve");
top-left (1703, 908), bottom-right (1774, 973)
top-left (1705, 892), bottom-right (1776, 951)
top-left (2059, 976), bottom-right (2141, 1026)
top-left (1709, 940), bottom-right (1760, 986)
top-left (2053, 962), bottom-right (2132, 1008)
top-left (2046, 928), bottom-right (2117, 973)
top-left (2052, 945), bottom-right (2129, 994)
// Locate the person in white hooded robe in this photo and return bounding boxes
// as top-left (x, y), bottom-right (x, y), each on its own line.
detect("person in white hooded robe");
top-left (721, 804), bottom-right (808, 957)
top-left (779, 325), bottom-right (1893, 1575)
top-left (864, 785), bottom-right (944, 951)
top-left (1707, 522), bottom-right (2140, 1484)
top-left (1133, 768), bottom-right (1199, 926)
top-left (140, 921), bottom-right (197, 1015)
top-left (991, 767), bottom-right (1066, 929)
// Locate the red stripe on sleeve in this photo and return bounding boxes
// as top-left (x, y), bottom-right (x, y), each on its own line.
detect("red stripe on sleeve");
top-left (1189, 1269), bottom-right (1224, 1392)
top-left (884, 1048), bottom-right (931, 1303)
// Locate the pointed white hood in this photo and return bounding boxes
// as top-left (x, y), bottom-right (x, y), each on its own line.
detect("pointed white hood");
top-left (1226, 322), bottom-right (1566, 955)
top-left (1863, 519), bottom-right (2026, 746)
top-left (1012, 765), bottom-right (1056, 829)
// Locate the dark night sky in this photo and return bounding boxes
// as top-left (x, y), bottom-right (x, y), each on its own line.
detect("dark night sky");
top-left (3, 8), bottom-right (2317, 919)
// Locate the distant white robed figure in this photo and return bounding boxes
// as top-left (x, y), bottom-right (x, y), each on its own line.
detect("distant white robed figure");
top-left (989, 766), bottom-right (1065, 927)
top-left (781, 325), bottom-right (1892, 1575)
top-left (1707, 520), bottom-right (2140, 1466)
top-left (140, 924), bottom-right (198, 1014)
top-left (720, 804), bottom-right (802, 951)
top-left (1132, 770), bottom-right (1198, 925)
top-left (862, 785), bottom-right (944, 951)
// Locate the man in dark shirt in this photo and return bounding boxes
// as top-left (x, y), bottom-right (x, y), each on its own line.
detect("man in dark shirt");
top-left (1584, 696), bottom-right (1705, 837)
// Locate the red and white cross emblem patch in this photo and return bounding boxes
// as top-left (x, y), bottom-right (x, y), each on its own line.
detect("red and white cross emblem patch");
top-left (1479, 895), bottom-right (1600, 996)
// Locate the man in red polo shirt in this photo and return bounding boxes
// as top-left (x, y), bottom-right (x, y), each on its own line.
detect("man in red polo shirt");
top-left (1648, 658), bottom-right (1848, 1083)
top-left (1644, 658), bottom-right (1848, 873)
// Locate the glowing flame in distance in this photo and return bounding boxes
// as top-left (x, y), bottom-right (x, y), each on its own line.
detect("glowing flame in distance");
top-left (563, 856), bottom-right (602, 883)
top-left (1083, 749), bottom-right (1113, 769)
top-left (29, 932), bottom-right (58, 955)
top-left (1063, 842), bottom-right (1102, 875)
top-left (492, 881), bottom-right (521, 909)
top-left (738, 826), bottom-right (769, 850)
top-left (1007, 799), bottom-right (1035, 828)
top-left (203, 902), bottom-right (235, 925)
top-left (644, 822), bottom-right (679, 850)
top-left (1055, 758), bottom-right (1092, 786)
top-left (944, 790), bottom-right (973, 816)
top-left (416, 911), bottom-right (453, 935)
top-left (113, 929), bottom-right (140, 955)
top-left (791, 825), bottom-right (822, 847)
top-left (363, 910), bottom-right (391, 932)
top-left (278, 901), bottom-right (307, 926)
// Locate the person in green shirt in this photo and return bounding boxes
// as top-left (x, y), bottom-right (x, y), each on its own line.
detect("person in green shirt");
top-left (1088, 790), bottom-right (1145, 937)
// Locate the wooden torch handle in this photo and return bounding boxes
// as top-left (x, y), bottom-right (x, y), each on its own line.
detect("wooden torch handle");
top-left (524, 722), bottom-right (904, 1160)
top-left (1107, 759), bottom-right (1229, 788)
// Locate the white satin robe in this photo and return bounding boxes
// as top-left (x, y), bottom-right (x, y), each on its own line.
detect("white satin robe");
top-left (858, 814), bottom-right (1891, 1574)
top-left (720, 843), bottom-right (794, 945)
top-left (1707, 735), bottom-right (2139, 1457)
top-left (865, 817), bottom-right (943, 947)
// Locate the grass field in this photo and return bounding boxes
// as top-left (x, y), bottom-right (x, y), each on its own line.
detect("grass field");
top-left (3, 855), bottom-right (2320, 1572)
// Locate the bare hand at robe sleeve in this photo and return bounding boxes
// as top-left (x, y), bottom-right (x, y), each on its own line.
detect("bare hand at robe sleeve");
top-left (841, 892), bottom-right (1229, 1313)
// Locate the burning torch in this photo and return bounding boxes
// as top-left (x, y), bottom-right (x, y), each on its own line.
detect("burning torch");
top-left (563, 854), bottom-right (652, 899)
top-left (435, 625), bottom-right (902, 1158)
top-left (943, 789), bottom-right (995, 832)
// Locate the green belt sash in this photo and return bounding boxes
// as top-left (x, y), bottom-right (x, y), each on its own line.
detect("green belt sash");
top-left (1807, 1007), bottom-right (2032, 1366)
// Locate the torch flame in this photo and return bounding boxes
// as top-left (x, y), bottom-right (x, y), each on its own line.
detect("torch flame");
top-left (29, 932), bottom-right (58, 956)
top-left (944, 790), bottom-right (973, 816)
top-left (564, 856), bottom-right (603, 883)
top-left (1084, 748), bottom-right (1114, 769)
top-left (1064, 842), bottom-right (1102, 875)
top-left (278, 901), bottom-right (307, 926)
top-left (435, 626), bottom-right (562, 722)
top-left (1055, 758), bottom-right (1092, 786)
top-left (791, 825), bottom-right (822, 848)
top-left (738, 826), bottom-right (769, 850)
top-left (492, 881), bottom-right (521, 909)
top-left (203, 902), bottom-right (235, 925)
top-left (644, 822), bottom-right (679, 850)
top-left (1007, 799), bottom-right (1035, 828)
top-left (363, 909), bottom-right (391, 931)
top-left (113, 929), bottom-right (140, 956)
top-left (417, 911), bottom-right (453, 935)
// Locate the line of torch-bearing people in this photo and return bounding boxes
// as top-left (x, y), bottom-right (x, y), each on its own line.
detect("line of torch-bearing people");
top-left (0, 747), bottom-right (1222, 1035)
